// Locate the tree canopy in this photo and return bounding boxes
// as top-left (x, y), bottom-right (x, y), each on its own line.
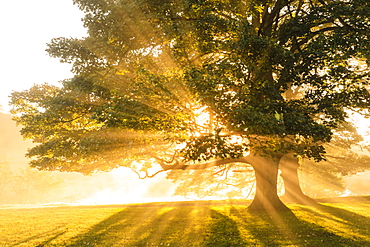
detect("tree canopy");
top-left (10, 0), bottom-right (370, 210)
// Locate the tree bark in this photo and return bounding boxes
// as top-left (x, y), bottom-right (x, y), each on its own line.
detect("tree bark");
top-left (248, 154), bottom-right (289, 211)
top-left (279, 154), bottom-right (316, 205)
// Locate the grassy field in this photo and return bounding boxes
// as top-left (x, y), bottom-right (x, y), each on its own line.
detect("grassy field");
top-left (0, 196), bottom-right (369, 246)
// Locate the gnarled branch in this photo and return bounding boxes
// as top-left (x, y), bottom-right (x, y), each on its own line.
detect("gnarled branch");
top-left (130, 167), bottom-right (166, 179)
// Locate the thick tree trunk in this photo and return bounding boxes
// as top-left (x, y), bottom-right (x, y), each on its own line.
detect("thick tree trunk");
top-left (279, 154), bottom-right (316, 205)
top-left (248, 154), bottom-right (289, 212)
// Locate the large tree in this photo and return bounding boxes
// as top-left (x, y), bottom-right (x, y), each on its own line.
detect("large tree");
top-left (10, 0), bottom-right (370, 211)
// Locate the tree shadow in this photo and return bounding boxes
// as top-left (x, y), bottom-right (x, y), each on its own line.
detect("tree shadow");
top-left (67, 205), bottom-right (211, 246)
top-left (65, 204), bottom-right (248, 246)
top-left (9, 225), bottom-right (67, 247)
top-left (229, 205), bottom-right (367, 246)
top-left (36, 199), bottom-right (370, 246)
top-left (34, 231), bottom-right (67, 247)
top-left (128, 206), bottom-right (209, 246)
top-left (293, 203), bottom-right (370, 245)
top-left (66, 206), bottom-right (157, 246)
top-left (229, 206), bottom-right (305, 246)
top-left (202, 209), bottom-right (248, 246)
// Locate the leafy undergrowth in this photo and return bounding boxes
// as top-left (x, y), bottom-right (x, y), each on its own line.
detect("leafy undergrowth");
top-left (0, 196), bottom-right (369, 246)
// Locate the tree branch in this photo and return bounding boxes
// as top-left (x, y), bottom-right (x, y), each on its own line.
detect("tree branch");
top-left (155, 157), bottom-right (246, 170)
top-left (233, 169), bottom-right (254, 172)
top-left (130, 167), bottom-right (167, 179)
top-left (149, 152), bottom-right (269, 172)
top-left (225, 179), bottom-right (255, 186)
top-left (261, 0), bottom-right (289, 35)
top-left (291, 25), bottom-right (338, 52)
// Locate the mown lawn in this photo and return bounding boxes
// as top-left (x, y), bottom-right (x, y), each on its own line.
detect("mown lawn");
top-left (0, 196), bottom-right (369, 246)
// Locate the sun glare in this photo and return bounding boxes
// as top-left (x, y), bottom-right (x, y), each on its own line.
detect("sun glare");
top-left (67, 167), bottom-right (183, 206)
top-left (193, 106), bottom-right (212, 136)
top-left (348, 112), bottom-right (370, 143)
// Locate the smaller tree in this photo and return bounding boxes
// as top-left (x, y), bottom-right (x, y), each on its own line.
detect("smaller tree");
top-left (281, 121), bottom-right (370, 201)
top-left (13, 168), bottom-right (65, 204)
top-left (0, 158), bottom-right (15, 204)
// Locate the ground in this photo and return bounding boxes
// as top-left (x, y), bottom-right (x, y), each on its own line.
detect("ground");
top-left (1, 196), bottom-right (369, 246)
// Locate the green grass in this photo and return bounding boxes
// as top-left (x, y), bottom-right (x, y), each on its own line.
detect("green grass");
top-left (0, 196), bottom-right (369, 246)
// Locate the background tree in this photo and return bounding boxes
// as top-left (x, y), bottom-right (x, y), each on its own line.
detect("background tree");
top-left (12, 167), bottom-right (65, 204)
top-left (0, 157), bottom-right (66, 205)
top-left (10, 0), bottom-right (370, 211)
top-left (280, 122), bottom-right (370, 203)
top-left (0, 158), bottom-right (15, 204)
top-left (299, 144), bottom-right (370, 198)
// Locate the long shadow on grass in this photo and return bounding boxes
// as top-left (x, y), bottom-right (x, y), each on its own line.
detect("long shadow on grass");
top-left (10, 225), bottom-right (67, 247)
top-left (66, 206), bottom-right (161, 246)
top-left (202, 209), bottom-right (248, 246)
top-left (294, 203), bottom-right (370, 246)
top-left (65, 201), bottom-right (370, 246)
top-left (67, 205), bottom-right (211, 246)
top-left (229, 206), bottom-right (364, 246)
top-left (129, 206), bottom-right (210, 246)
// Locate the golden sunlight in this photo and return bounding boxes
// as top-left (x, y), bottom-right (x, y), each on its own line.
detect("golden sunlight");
top-left (193, 106), bottom-right (212, 136)
top-left (74, 167), bottom-right (181, 206)
top-left (349, 112), bottom-right (370, 143)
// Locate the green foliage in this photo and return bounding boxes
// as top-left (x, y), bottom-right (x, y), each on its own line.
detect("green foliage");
top-left (10, 76), bottom-right (191, 174)
top-left (10, 0), bottom-right (370, 174)
top-left (181, 131), bottom-right (249, 161)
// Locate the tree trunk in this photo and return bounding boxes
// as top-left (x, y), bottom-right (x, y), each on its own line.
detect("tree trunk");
top-left (248, 154), bottom-right (289, 212)
top-left (279, 154), bottom-right (316, 205)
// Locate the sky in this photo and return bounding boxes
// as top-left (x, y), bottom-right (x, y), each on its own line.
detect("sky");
top-left (0, 0), bottom-right (87, 113)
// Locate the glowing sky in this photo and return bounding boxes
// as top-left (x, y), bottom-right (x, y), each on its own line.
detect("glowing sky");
top-left (0, 0), bottom-right (86, 112)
